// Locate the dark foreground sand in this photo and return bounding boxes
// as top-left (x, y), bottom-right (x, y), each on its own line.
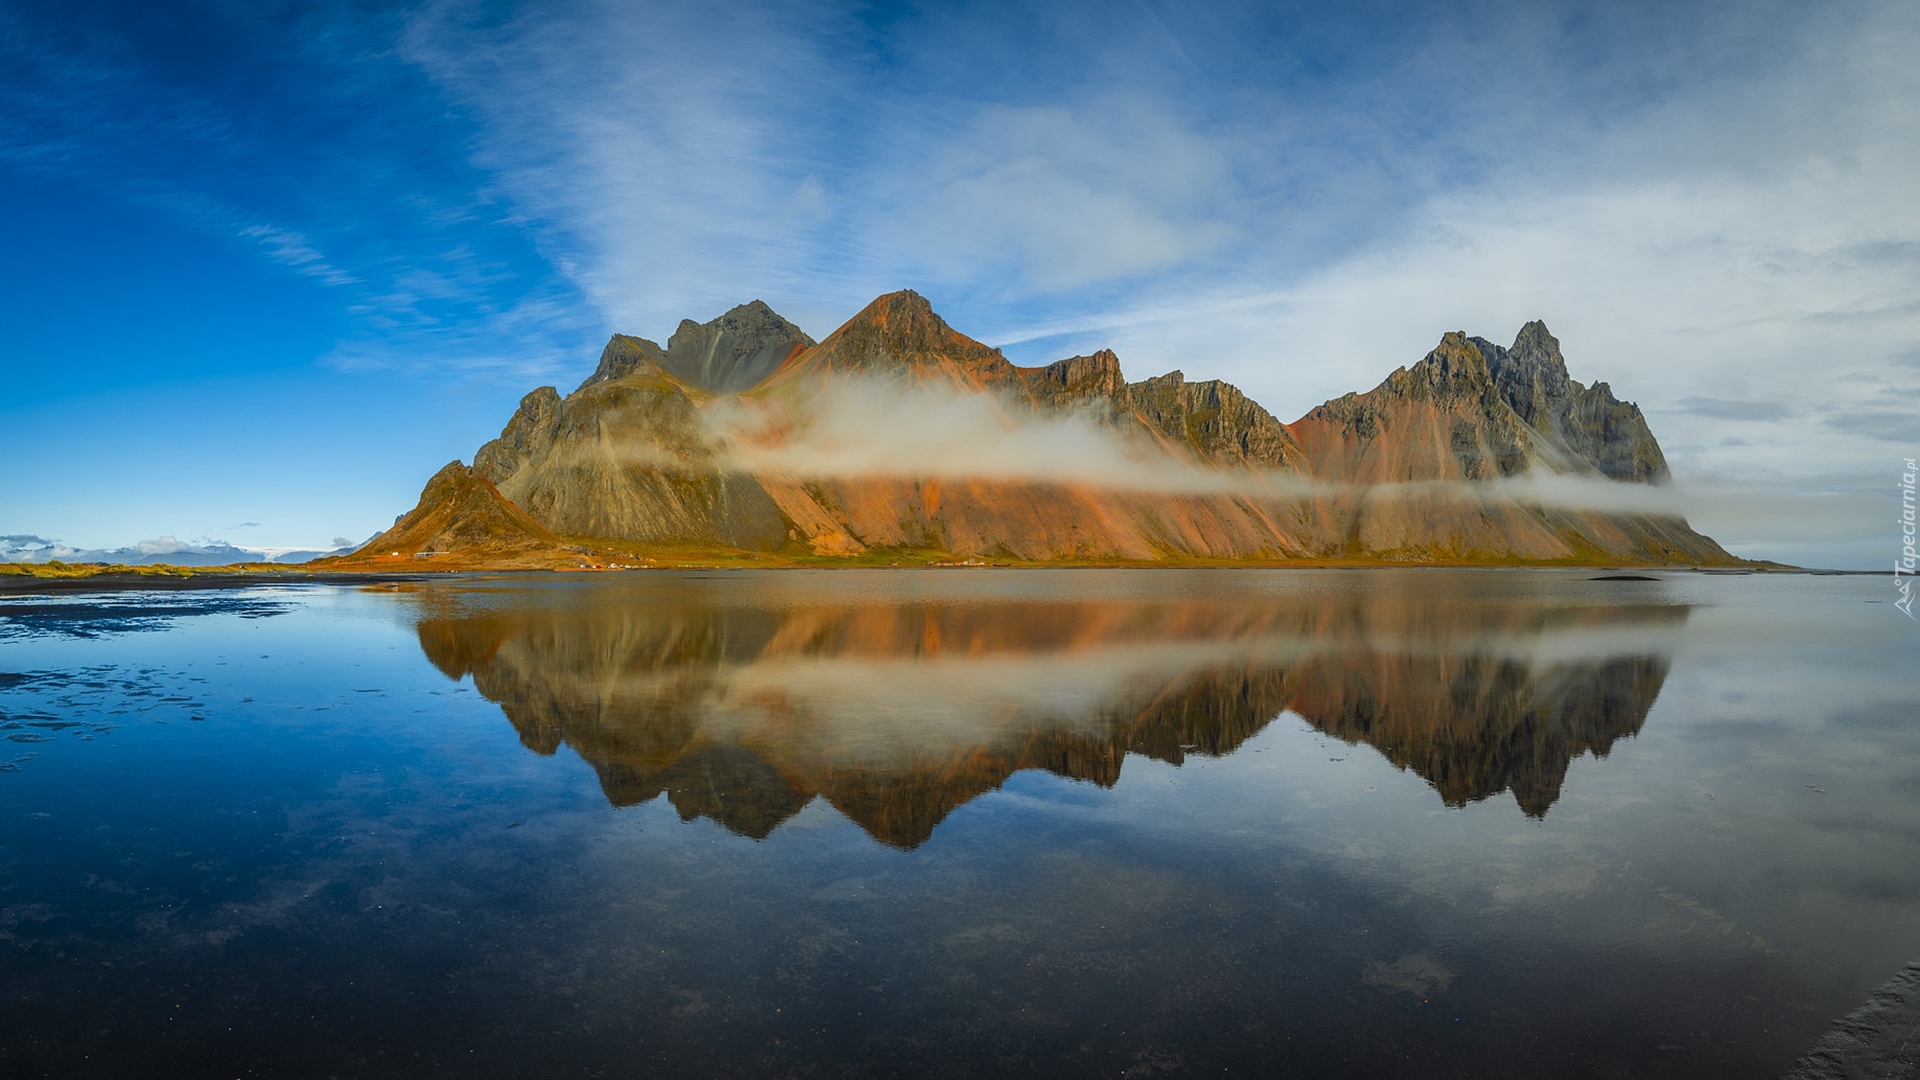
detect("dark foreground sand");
top-left (1786, 963), bottom-right (1920, 1079)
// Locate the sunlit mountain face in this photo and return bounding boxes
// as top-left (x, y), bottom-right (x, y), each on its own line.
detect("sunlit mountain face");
top-left (411, 570), bottom-right (1684, 844)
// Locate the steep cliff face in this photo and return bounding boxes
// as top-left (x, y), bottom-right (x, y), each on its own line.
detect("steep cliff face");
top-left (351, 291), bottom-right (1739, 568)
top-left (471, 320), bottom-right (781, 552)
top-left (1126, 369), bottom-right (1308, 469)
top-left (1012, 350), bottom-right (1305, 469)
top-left (1294, 324), bottom-right (1672, 487)
top-left (1019, 349), bottom-right (1130, 411)
top-left (1294, 332), bottom-right (1540, 483)
top-left (1478, 321), bottom-right (1669, 483)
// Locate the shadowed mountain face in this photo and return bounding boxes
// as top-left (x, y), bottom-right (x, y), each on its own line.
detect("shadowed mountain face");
top-left (1481, 321), bottom-right (1669, 483)
top-left (410, 574), bottom-right (1685, 845)
top-left (336, 290), bottom-right (1738, 569)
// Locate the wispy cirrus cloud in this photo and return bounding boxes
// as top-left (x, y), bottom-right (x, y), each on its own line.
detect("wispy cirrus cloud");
top-left (399, 0), bottom-right (872, 341)
top-left (0, 2), bottom-right (597, 382)
top-left (236, 225), bottom-right (358, 288)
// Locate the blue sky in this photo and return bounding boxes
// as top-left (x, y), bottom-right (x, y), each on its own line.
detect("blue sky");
top-left (2, 0), bottom-right (1915, 567)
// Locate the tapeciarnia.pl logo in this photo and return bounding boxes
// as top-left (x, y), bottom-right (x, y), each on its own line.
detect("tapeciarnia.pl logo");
top-left (1899, 457), bottom-right (1917, 620)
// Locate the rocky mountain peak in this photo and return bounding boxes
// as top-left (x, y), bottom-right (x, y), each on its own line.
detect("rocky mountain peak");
top-left (1477, 320), bottom-right (1572, 427)
top-left (1020, 349), bottom-right (1129, 409)
top-left (1511, 319), bottom-right (1563, 365)
top-left (778, 290), bottom-right (1013, 388)
top-left (1467, 321), bottom-right (1669, 483)
top-left (1292, 322), bottom-right (1670, 486)
top-left (579, 301), bottom-right (814, 395)
top-left (583, 333), bottom-right (670, 389)
top-left (659, 299), bottom-right (814, 394)
top-left (473, 386), bottom-right (563, 484)
top-left (834, 290), bottom-right (1001, 362)
top-left (1129, 369), bottom-right (1304, 469)
top-left (1374, 332), bottom-right (1498, 404)
top-left (666, 299), bottom-right (800, 353)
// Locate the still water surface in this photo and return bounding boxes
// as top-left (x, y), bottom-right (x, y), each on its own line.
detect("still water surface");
top-left (0, 569), bottom-right (1914, 1077)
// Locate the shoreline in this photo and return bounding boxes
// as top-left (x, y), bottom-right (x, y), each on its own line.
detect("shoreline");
top-left (0, 561), bottom-right (1861, 596)
top-left (0, 569), bottom-right (436, 596)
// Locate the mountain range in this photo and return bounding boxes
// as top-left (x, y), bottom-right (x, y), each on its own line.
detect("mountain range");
top-left (330, 291), bottom-right (1739, 568)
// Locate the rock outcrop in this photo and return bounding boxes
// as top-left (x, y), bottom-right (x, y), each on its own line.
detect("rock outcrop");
top-left (341, 289), bottom-right (1741, 568)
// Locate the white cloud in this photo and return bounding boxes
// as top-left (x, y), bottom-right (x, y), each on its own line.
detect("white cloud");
top-left (401, 0), bottom-right (861, 340)
top-left (903, 100), bottom-right (1238, 289)
top-left (705, 376), bottom-right (1247, 493)
top-left (237, 224), bottom-right (359, 287)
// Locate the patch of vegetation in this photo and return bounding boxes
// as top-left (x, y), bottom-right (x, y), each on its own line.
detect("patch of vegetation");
top-left (0, 561), bottom-right (287, 581)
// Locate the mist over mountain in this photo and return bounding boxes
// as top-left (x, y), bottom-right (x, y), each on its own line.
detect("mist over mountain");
top-left (335, 291), bottom-right (1739, 568)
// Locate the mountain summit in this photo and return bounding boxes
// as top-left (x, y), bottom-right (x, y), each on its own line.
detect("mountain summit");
top-left (586, 299), bottom-right (814, 394)
top-left (332, 293), bottom-right (1738, 568)
top-left (764, 289), bottom-right (1018, 390)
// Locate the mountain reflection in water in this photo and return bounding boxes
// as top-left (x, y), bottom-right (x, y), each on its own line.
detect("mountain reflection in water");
top-left (413, 576), bottom-right (1685, 845)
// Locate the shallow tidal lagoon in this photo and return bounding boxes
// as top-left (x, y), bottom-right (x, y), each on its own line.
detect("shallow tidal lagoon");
top-left (1, 569), bottom-right (1915, 1077)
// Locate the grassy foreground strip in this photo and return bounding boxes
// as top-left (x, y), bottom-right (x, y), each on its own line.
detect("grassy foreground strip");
top-left (0, 561), bottom-right (298, 580)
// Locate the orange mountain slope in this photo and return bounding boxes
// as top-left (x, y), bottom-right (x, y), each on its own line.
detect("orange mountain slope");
top-left (329, 461), bottom-right (581, 569)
